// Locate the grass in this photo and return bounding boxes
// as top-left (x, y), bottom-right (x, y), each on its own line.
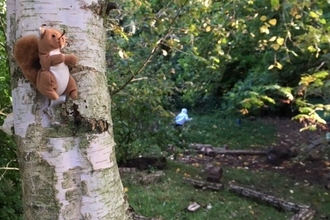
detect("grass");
top-left (182, 113), bottom-right (277, 149)
top-left (123, 162), bottom-right (291, 220)
top-left (123, 162), bottom-right (292, 220)
top-left (122, 113), bottom-right (330, 220)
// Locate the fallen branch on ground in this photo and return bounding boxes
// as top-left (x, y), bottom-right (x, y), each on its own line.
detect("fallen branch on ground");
top-left (119, 167), bottom-right (137, 174)
top-left (130, 205), bottom-right (162, 220)
top-left (307, 137), bottom-right (329, 150)
top-left (138, 171), bottom-right (165, 185)
top-left (188, 143), bottom-right (266, 156)
top-left (290, 208), bottom-right (315, 220)
top-left (208, 149), bottom-right (267, 156)
top-left (189, 143), bottom-right (214, 149)
top-left (133, 214), bottom-right (162, 220)
top-left (183, 177), bottom-right (224, 190)
top-left (229, 184), bottom-right (315, 220)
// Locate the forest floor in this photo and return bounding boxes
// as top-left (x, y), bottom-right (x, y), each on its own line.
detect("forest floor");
top-left (123, 117), bottom-right (330, 219)
top-left (180, 117), bottom-right (330, 187)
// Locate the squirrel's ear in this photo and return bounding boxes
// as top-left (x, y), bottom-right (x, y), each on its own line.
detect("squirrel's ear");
top-left (39, 27), bottom-right (46, 39)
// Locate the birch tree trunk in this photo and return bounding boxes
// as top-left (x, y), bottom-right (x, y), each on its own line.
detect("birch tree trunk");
top-left (6, 0), bottom-right (130, 219)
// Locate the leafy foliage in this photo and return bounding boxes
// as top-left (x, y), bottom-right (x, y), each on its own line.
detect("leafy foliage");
top-left (0, 146), bottom-right (22, 220)
top-left (0, 1), bottom-right (22, 218)
top-left (0, 0), bottom-right (10, 118)
top-left (106, 0), bottom-right (330, 144)
top-left (217, 0), bottom-right (330, 127)
top-left (106, 0), bottom-right (190, 161)
top-left (1, 0), bottom-right (330, 217)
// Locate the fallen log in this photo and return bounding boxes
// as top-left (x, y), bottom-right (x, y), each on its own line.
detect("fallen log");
top-left (290, 208), bottom-right (315, 220)
top-left (229, 184), bottom-right (304, 212)
top-left (307, 137), bottom-right (328, 150)
top-left (119, 156), bottom-right (167, 170)
top-left (138, 171), bottom-right (165, 185)
top-left (119, 167), bottom-right (137, 175)
top-left (189, 143), bottom-right (214, 149)
top-left (188, 143), bottom-right (266, 156)
top-left (229, 185), bottom-right (314, 220)
top-left (193, 148), bottom-right (267, 157)
top-left (209, 149), bottom-right (266, 156)
top-left (183, 177), bottom-right (224, 191)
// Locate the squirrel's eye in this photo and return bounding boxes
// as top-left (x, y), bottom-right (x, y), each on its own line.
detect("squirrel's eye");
top-left (52, 34), bottom-right (56, 38)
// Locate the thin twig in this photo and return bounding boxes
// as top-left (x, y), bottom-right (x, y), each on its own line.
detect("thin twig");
top-left (0, 167), bottom-right (19, 170)
top-left (0, 160), bottom-right (19, 181)
top-left (131, 77), bottom-right (148, 82)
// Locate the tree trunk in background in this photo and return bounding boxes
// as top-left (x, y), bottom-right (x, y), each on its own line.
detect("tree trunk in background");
top-left (6, 0), bottom-right (130, 219)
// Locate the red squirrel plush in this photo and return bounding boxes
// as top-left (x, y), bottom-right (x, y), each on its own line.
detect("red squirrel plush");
top-left (14, 27), bottom-right (78, 101)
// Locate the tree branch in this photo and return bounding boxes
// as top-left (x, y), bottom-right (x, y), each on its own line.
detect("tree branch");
top-left (0, 160), bottom-right (19, 181)
top-left (0, 167), bottom-right (19, 170)
top-left (111, 0), bottom-right (190, 96)
top-left (131, 77), bottom-right (148, 82)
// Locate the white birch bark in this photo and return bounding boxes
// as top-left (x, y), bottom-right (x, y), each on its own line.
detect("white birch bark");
top-left (6, 0), bottom-right (130, 219)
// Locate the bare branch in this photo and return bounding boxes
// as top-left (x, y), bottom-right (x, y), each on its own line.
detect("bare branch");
top-left (111, 0), bottom-right (190, 96)
top-left (131, 77), bottom-right (148, 82)
top-left (0, 160), bottom-right (19, 181)
top-left (0, 110), bottom-right (7, 116)
top-left (0, 167), bottom-right (19, 170)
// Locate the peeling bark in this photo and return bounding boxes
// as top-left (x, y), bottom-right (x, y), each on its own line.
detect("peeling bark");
top-left (6, 0), bottom-right (130, 219)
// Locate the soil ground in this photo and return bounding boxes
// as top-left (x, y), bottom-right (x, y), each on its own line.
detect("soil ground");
top-left (180, 117), bottom-right (330, 187)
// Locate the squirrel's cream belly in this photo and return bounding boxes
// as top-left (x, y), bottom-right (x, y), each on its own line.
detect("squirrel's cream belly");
top-left (49, 49), bottom-right (69, 96)
top-left (50, 63), bottom-right (70, 96)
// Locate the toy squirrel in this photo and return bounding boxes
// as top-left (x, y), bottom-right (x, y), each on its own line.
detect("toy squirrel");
top-left (14, 27), bottom-right (78, 103)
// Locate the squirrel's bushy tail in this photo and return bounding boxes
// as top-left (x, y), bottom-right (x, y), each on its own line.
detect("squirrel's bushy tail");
top-left (13, 35), bottom-right (40, 87)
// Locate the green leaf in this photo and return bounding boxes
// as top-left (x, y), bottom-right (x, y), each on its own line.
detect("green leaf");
top-left (210, 56), bottom-right (220, 63)
top-left (270, 0), bottom-right (280, 10)
top-left (299, 107), bottom-right (314, 114)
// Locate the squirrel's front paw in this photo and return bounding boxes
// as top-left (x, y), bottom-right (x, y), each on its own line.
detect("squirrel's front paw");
top-left (65, 54), bottom-right (78, 66)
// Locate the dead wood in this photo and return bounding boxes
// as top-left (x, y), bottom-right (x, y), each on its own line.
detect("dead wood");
top-left (229, 185), bottom-right (314, 220)
top-left (206, 166), bottom-right (223, 183)
top-left (133, 214), bottom-right (162, 220)
top-left (307, 137), bottom-right (328, 150)
top-left (119, 167), bottom-right (137, 175)
top-left (290, 208), bottom-right (315, 220)
top-left (189, 143), bottom-right (214, 149)
top-left (120, 156), bottom-right (167, 170)
top-left (209, 149), bottom-right (267, 156)
top-left (183, 177), bottom-right (224, 190)
top-left (130, 205), bottom-right (162, 220)
top-left (301, 137), bottom-right (329, 161)
top-left (266, 147), bottom-right (298, 166)
top-left (189, 143), bottom-right (266, 156)
top-left (138, 171), bottom-right (165, 185)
